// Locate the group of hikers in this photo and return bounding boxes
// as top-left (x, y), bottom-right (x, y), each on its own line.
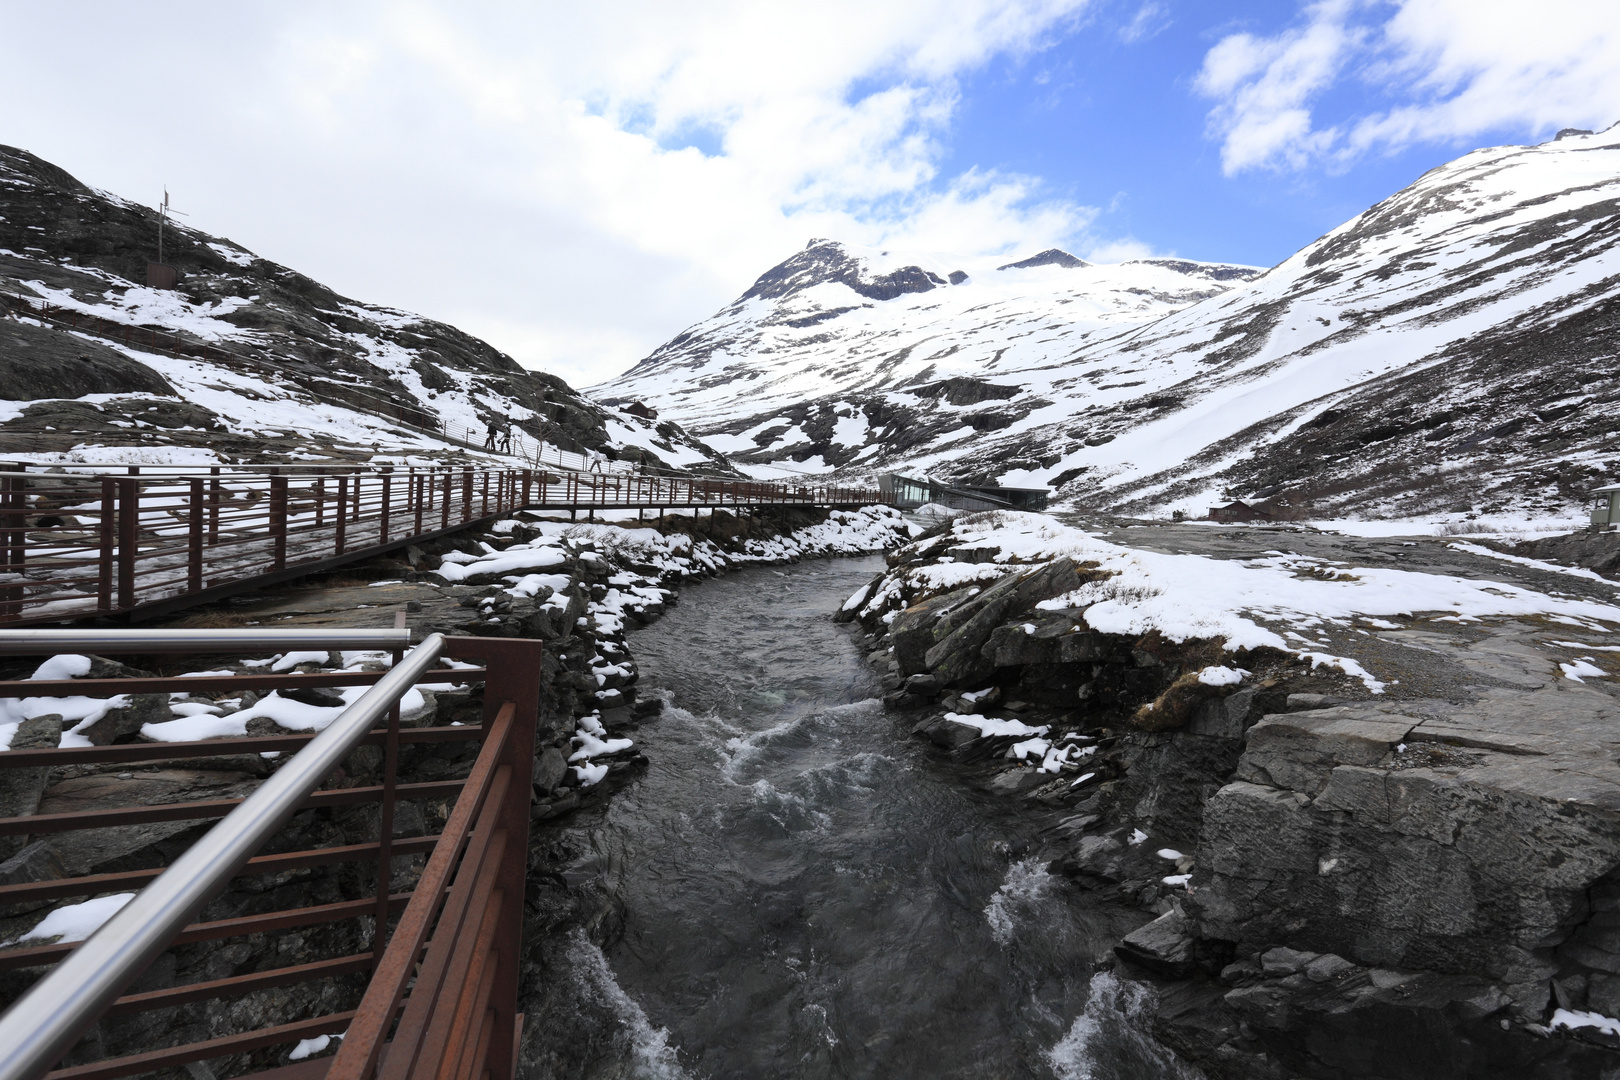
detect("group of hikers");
top-left (483, 417), bottom-right (606, 471)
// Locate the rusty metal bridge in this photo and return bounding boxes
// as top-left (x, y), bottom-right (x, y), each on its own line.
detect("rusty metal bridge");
top-left (0, 626), bottom-right (541, 1080)
top-left (0, 463), bottom-right (891, 626)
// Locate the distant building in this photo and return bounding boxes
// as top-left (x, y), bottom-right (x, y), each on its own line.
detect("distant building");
top-left (878, 472), bottom-right (1049, 512)
top-left (1592, 484), bottom-right (1620, 528)
top-left (1207, 500), bottom-right (1271, 523)
top-left (623, 401), bottom-right (658, 420)
top-left (146, 263), bottom-right (178, 289)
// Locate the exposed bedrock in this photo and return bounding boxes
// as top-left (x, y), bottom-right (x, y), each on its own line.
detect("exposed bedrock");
top-left (850, 526), bottom-right (1620, 1076)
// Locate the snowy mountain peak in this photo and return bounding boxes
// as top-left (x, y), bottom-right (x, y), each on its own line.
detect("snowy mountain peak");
top-left (740, 239), bottom-right (947, 304)
top-left (598, 129), bottom-right (1620, 523)
top-left (596, 239), bottom-right (1262, 477)
top-left (996, 248), bottom-right (1087, 271)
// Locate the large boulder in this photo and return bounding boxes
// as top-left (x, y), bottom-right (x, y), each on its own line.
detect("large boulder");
top-left (923, 558), bottom-right (1092, 686)
top-left (1188, 703), bottom-right (1620, 996)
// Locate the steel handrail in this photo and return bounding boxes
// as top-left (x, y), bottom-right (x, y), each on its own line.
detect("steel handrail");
top-left (0, 630), bottom-right (448, 1080)
top-left (0, 628), bottom-right (410, 655)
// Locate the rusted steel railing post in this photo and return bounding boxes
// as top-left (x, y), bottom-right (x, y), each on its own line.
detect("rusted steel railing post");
top-left (462, 467), bottom-right (473, 522)
top-left (270, 473), bottom-right (288, 571)
top-left (442, 469), bottom-right (452, 529)
top-left (188, 479), bottom-right (204, 592)
top-left (480, 472), bottom-right (489, 518)
top-left (413, 468), bottom-right (424, 535)
top-left (98, 478), bottom-right (115, 612)
top-left (315, 471), bottom-right (326, 529)
top-left (117, 477), bottom-right (138, 610)
top-left (380, 468), bottom-right (392, 546)
top-left (208, 466), bottom-right (221, 546)
top-left (336, 475), bottom-right (349, 554)
top-left (522, 469), bottom-right (531, 506)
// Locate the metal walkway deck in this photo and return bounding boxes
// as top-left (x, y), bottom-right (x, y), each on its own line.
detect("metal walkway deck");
top-left (0, 463), bottom-right (890, 625)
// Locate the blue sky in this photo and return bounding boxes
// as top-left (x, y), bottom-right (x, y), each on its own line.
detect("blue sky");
top-left (936, 0), bottom-right (1619, 268)
top-left (0, 1), bottom-right (1615, 381)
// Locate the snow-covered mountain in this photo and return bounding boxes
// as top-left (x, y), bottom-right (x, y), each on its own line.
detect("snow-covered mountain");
top-left (594, 127), bottom-right (1620, 520)
top-left (593, 240), bottom-right (1259, 477)
top-left (0, 145), bottom-right (728, 472)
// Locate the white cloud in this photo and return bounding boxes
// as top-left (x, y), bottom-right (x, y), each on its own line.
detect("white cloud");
top-left (1119, 3), bottom-right (1171, 44)
top-left (0, 1), bottom-right (1102, 385)
top-left (1196, 0), bottom-right (1620, 175)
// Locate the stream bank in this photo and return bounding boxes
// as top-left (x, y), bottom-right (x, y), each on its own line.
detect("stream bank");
top-left (513, 555), bottom-right (1195, 1080)
top-left (838, 510), bottom-right (1620, 1079)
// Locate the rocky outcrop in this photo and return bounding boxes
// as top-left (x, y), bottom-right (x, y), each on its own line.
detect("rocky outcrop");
top-left (846, 520), bottom-right (1620, 1076)
top-left (0, 143), bottom-right (726, 470)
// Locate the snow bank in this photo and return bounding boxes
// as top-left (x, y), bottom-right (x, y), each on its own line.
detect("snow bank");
top-left (16, 893), bottom-right (135, 944)
top-left (858, 511), bottom-right (1620, 684)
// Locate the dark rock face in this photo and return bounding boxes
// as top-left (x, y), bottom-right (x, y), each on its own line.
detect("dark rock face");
top-left (907, 377), bottom-right (1021, 406)
top-left (1507, 528), bottom-right (1620, 579)
top-left (0, 321), bottom-right (175, 399)
top-left (739, 240), bottom-right (944, 303)
top-left (1122, 257), bottom-right (1264, 283)
top-left (996, 248), bottom-right (1088, 271)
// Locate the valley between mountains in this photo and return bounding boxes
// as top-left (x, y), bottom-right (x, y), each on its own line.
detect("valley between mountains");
top-left (594, 125), bottom-right (1620, 526)
top-left (3, 118), bottom-right (1620, 1080)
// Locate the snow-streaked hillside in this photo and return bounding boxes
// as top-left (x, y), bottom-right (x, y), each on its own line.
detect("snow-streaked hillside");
top-left (591, 240), bottom-right (1259, 474)
top-left (595, 127), bottom-right (1620, 521)
top-left (0, 145), bottom-right (728, 473)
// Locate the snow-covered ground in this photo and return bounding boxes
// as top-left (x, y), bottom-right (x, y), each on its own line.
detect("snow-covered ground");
top-left (592, 128), bottom-right (1620, 523)
top-left (850, 511), bottom-right (1620, 690)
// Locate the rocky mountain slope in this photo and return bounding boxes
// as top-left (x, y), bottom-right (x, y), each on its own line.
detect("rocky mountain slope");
top-left (0, 145), bottom-right (727, 471)
top-left (595, 128), bottom-right (1620, 520)
top-left (592, 239), bottom-right (1259, 477)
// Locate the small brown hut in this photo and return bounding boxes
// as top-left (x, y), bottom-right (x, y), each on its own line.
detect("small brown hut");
top-left (1207, 500), bottom-right (1271, 523)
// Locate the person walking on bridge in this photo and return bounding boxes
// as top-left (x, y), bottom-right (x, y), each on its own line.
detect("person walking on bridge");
top-left (499, 424), bottom-right (513, 454)
top-left (484, 419), bottom-right (498, 450)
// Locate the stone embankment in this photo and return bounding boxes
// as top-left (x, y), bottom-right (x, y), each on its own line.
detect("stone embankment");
top-left (843, 512), bottom-right (1620, 1079)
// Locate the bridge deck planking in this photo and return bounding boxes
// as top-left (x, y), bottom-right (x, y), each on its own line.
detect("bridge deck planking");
top-left (0, 463), bottom-right (890, 625)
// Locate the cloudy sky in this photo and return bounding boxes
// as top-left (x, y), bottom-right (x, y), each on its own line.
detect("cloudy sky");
top-left (2, 1), bottom-right (1617, 385)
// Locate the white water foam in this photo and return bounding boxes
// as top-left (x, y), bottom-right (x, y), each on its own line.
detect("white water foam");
top-left (984, 858), bottom-right (1059, 947)
top-left (1044, 970), bottom-right (1204, 1080)
top-left (717, 698), bottom-right (883, 781)
top-left (564, 929), bottom-right (692, 1079)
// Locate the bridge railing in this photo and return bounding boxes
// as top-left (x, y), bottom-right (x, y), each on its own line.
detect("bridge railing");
top-left (0, 464), bottom-right (891, 624)
top-left (0, 626), bottom-right (543, 1080)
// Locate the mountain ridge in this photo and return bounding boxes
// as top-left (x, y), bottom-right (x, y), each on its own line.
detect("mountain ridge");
top-left (594, 128), bottom-right (1620, 520)
top-left (0, 143), bottom-right (729, 472)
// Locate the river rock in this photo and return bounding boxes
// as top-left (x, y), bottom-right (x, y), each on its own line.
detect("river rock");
top-left (889, 585), bottom-right (982, 675)
top-left (1185, 686), bottom-right (1257, 740)
top-left (903, 673), bottom-right (941, 696)
top-left (0, 720), bottom-right (57, 859)
top-left (1189, 698), bottom-right (1620, 988)
top-left (283, 686), bottom-right (346, 708)
top-left (984, 767), bottom-right (1050, 796)
top-left (924, 559), bottom-right (1091, 686)
top-left (11, 714), bottom-right (63, 749)
top-left (0, 840), bottom-right (66, 885)
top-left (79, 693), bottom-right (171, 745)
top-left (911, 714), bottom-right (981, 749)
top-left (1117, 910), bottom-right (1198, 977)
top-left (533, 748), bottom-right (569, 792)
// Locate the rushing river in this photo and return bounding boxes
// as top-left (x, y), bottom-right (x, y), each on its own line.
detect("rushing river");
top-left (532, 556), bottom-right (1195, 1080)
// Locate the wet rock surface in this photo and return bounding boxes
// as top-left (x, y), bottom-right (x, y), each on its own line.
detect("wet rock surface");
top-left (846, 518), bottom-right (1620, 1077)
